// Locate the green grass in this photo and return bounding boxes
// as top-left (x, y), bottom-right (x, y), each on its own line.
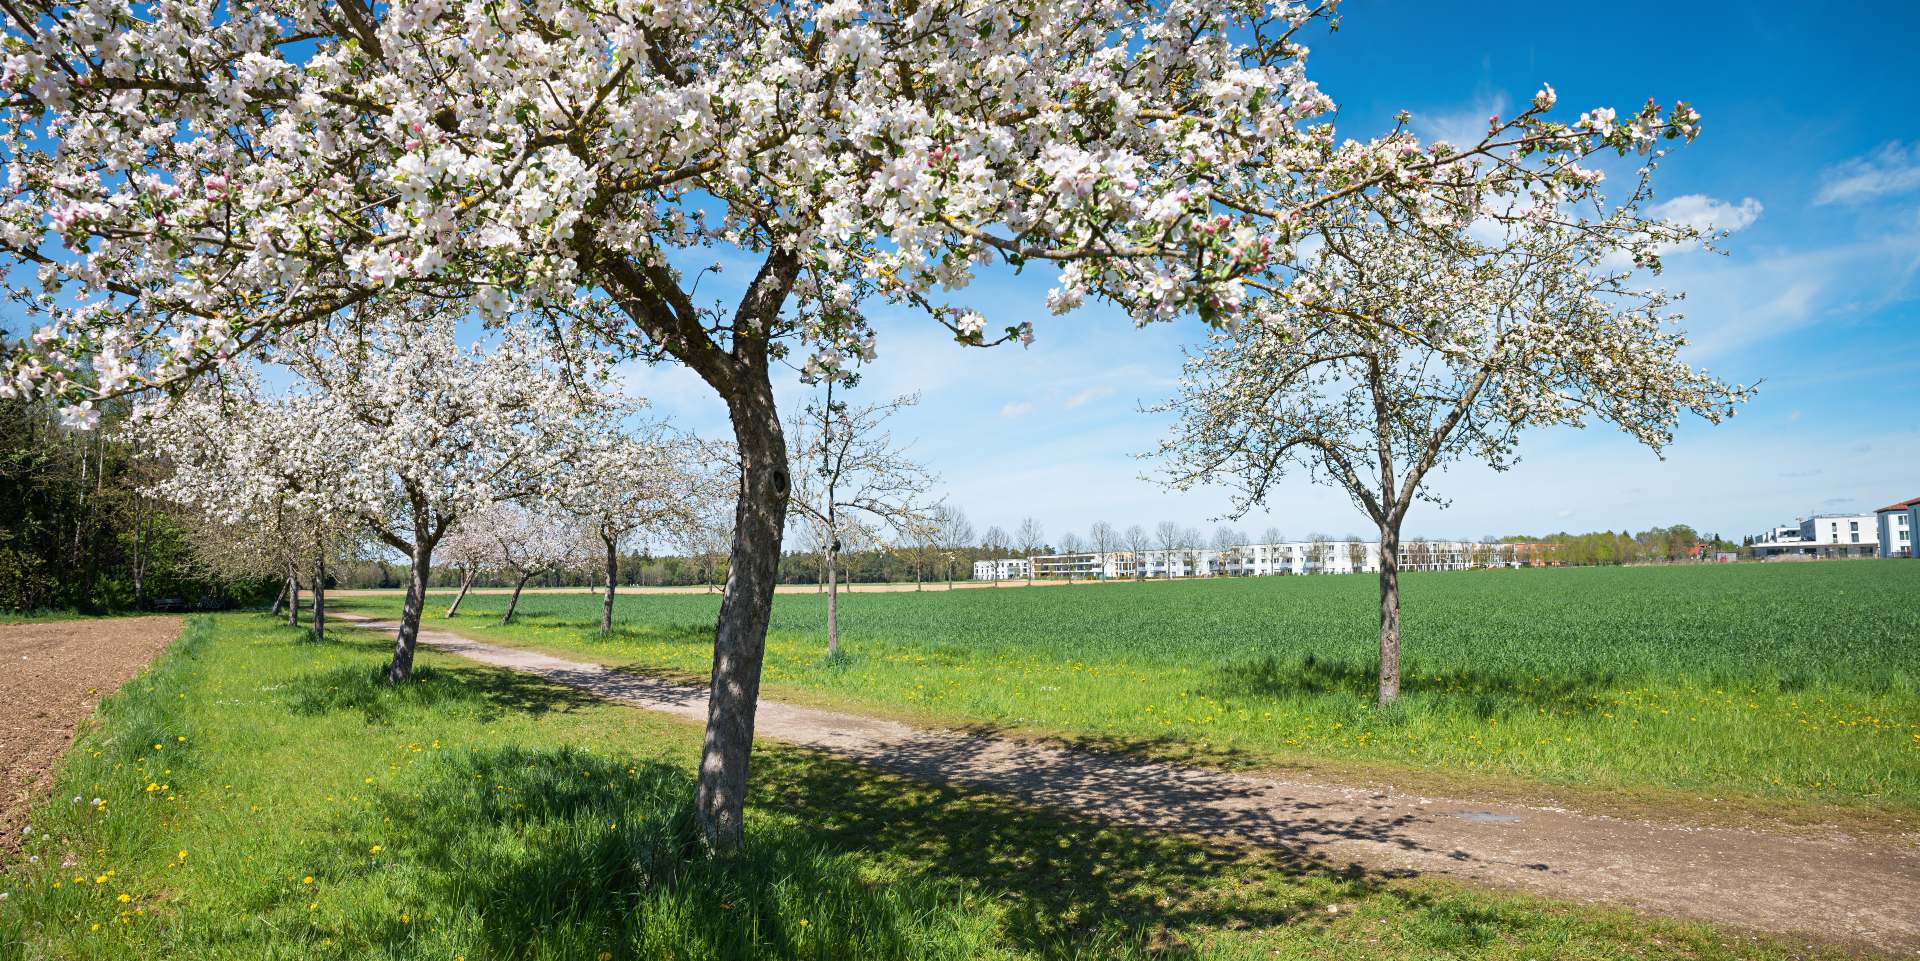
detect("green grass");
top-left (0, 614), bottom-right (1868, 959)
top-left (334, 562), bottom-right (1920, 819)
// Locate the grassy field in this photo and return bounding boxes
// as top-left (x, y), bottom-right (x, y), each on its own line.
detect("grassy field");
top-left (335, 562), bottom-right (1920, 821)
top-left (0, 614), bottom-right (1869, 960)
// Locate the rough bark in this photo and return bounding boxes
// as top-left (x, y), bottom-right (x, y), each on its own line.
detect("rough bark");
top-left (826, 540), bottom-right (840, 656)
top-left (386, 538), bottom-right (431, 683)
top-left (445, 566), bottom-right (476, 618)
top-left (1376, 523), bottom-right (1402, 707)
top-left (270, 576), bottom-right (288, 617)
top-left (501, 571), bottom-right (532, 625)
top-left (601, 531), bottom-right (618, 637)
top-left (694, 362), bottom-right (789, 855)
top-left (287, 561), bottom-right (300, 629)
top-left (310, 553), bottom-right (327, 642)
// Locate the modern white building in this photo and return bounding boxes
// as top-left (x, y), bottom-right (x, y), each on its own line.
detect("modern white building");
top-left (1798, 513), bottom-right (1877, 549)
top-left (978, 540), bottom-right (1523, 581)
top-left (1746, 512), bottom-right (1880, 559)
top-left (971, 557), bottom-right (1033, 580)
top-left (1875, 498), bottom-right (1918, 558)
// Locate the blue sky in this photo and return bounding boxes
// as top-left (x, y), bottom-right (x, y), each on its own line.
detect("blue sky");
top-left (11, 2), bottom-right (1916, 545)
top-left (628, 0), bottom-right (1920, 545)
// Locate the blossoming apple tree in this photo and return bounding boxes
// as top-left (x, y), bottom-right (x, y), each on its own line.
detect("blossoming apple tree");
top-left (458, 501), bottom-right (581, 625)
top-left (0, 0), bottom-right (1703, 848)
top-left (1155, 162), bottom-right (1752, 706)
top-left (559, 428), bottom-right (728, 636)
top-left (129, 378), bottom-right (358, 640)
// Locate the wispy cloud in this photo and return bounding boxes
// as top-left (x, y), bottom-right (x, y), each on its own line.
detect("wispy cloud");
top-left (999, 400), bottom-right (1034, 419)
top-left (1412, 92), bottom-right (1510, 149)
top-left (1650, 194), bottom-right (1764, 235)
top-left (1063, 386), bottom-right (1114, 409)
top-left (1814, 142), bottom-right (1920, 205)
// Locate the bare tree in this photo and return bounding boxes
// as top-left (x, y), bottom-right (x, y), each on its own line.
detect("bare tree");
top-left (1124, 524), bottom-right (1150, 579)
top-left (1183, 526), bottom-right (1205, 577)
top-left (1058, 531), bottom-right (1084, 582)
top-left (1212, 526), bottom-right (1244, 575)
top-left (1153, 521), bottom-right (1183, 578)
top-left (1346, 538), bottom-right (1368, 573)
top-left (1015, 517), bottom-right (1046, 585)
top-left (788, 389), bottom-right (938, 657)
top-left (934, 505), bottom-right (975, 589)
top-left (1088, 521), bottom-right (1119, 580)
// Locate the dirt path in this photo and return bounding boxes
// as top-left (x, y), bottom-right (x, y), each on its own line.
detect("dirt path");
top-left (340, 613), bottom-right (1920, 955)
top-left (0, 617), bottom-right (182, 857)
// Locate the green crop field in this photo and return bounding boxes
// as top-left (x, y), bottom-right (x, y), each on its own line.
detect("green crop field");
top-left (4, 614), bottom-right (1848, 961)
top-left (335, 562), bottom-right (1920, 821)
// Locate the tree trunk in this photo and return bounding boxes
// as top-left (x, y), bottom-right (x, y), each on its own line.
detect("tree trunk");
top-left (386, 539), bottom-right (432, 684)
top-left (311, 553), bottom-right (327, 642)
top-left (695, 368), bottom-right (788, 855)
top-left (287, 561), bottom-right (300, 629)
top-left (1377, 523), bottom-right (1402, 707)
top-left (826, 541), bottom-right (840, 656)
top-left (601, 533), bottom-right (618, 637)
top-left (270, 576), bottom-right (288, 617)
top-left (445, 566), bottom-right (476, 618)
top-left (501, 571), bottom-right (532, 625)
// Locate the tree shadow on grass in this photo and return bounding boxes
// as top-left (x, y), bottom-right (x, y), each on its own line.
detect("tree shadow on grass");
top-left (376, 745), bottom-right (1009, 961)
top-left (753, 745), bottom-right (1410, 957)
top-left (1205, 653), bottom-right (1628, 719)
top-left (281, 661), bottom-right (602, 725)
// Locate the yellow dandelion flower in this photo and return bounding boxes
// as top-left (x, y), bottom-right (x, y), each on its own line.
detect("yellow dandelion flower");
top-left (303, 876), bottom-right (314, 884)
top-left (116, 894), bottom-right (131, 903)
top-left (369, 844), bottom-right (382, 856)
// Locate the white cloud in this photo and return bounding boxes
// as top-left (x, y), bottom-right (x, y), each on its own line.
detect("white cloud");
top-left (999, 400), bottom-right (1034, 419)
top-left (1814, 142), bottom-right (1920, 205)
top-left (1063, 386), bottom-right (1114, 409)
top-left (1649, 194), bottom-right (1764, 235)
top-left (1413, 92), bottom-right (1510, 149)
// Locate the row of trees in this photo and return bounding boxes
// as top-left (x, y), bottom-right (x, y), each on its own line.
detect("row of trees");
top-left (126, 312), bottom-right (730, 660)
top-left (0, 0), bottom-right (1745, 851)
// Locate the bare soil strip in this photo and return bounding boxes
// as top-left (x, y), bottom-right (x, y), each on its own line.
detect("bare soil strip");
top-left (342, 613), bottom-right (1920, 954)
top-left (0, 617), bottom-right (183, 858)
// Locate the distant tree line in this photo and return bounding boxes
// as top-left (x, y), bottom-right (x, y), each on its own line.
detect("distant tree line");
top-left (0, 398), bottom-right (275, 613)
top-left (1502, 525), bottom-right (1738, 566)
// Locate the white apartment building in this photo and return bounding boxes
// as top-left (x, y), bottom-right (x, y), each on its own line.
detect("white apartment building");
top-left (1747, 512), bottom-right (1880, 559)
top-left (1875, 498), bottom-right (1918, 558)
top-left (979, 540), bottom-right (1520, 581)
top-left (1798, 513), bottom-right (1877, 549)
top-left (971, 557), bottom-right (1033, 580)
